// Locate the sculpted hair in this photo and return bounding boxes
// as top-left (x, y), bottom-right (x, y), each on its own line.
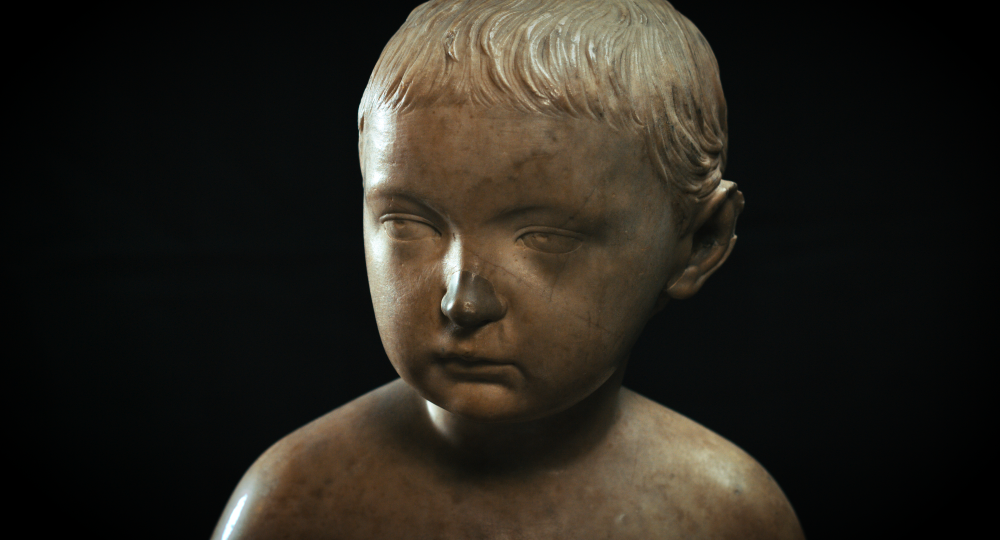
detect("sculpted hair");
top-left (358, 0), bottom-right (727, 227)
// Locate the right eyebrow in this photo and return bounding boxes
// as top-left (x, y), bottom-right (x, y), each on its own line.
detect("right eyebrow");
top-left (365, 188), bottom-right (445, 217)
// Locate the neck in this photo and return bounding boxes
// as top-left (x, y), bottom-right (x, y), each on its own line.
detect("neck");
top-left (419, 366), bottom-right (627, 473)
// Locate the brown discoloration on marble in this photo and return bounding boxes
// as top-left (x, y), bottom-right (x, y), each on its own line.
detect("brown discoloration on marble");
top-left (361, 106), bottom-right (683, 426)
top-left (215, 382), bottom-right (801, 539)
top-left (212, 1), bottom-right (801, 538)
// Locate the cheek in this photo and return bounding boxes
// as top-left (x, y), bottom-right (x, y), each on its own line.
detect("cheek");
top-left (364, 225), bottom-right (442, 356)
top-left (517, 249), bottom-right (662, 371)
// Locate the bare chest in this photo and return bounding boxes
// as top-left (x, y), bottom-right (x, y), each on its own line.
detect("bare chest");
top-left (285, 463), bottom-right (707, 540)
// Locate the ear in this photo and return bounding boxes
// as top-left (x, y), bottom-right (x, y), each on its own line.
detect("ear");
top-left (662, 180), bottom-right (745, 302)
top-left (358, 114), bottom-right (365, 162)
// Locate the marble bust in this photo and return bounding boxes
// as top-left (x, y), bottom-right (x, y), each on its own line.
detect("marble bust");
top-left (212, 1), bottom-right (804, 538)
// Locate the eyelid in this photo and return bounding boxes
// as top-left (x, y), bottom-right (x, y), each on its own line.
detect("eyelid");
top-left (516, 226), bottom-right (586, 255)
top-left (379, 213), bottom-right (437, 228)
top-left (513, 225), bottom-right (587, 240)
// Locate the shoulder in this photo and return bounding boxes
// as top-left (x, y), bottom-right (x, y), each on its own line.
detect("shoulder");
top-left (210, 380), bottom-right (418, 540)
top-left (620, 389), bottom-right (805, 540)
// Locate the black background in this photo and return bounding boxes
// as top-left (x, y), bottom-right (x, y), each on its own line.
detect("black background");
top-left (15, 2), bottom-right (978, 538)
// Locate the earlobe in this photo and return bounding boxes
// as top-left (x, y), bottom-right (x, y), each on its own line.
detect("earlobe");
top-left (664, 180), bottom-right (744, 301)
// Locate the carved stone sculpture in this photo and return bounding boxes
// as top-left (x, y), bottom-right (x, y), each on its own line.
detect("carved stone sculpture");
top-left (213, 1), bottom-right (804, 538)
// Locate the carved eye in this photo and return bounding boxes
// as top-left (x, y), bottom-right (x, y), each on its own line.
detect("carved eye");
top-left (519, 231), bottom-right (582, 254)
top-left (381, 216), bottom-right (438, 240)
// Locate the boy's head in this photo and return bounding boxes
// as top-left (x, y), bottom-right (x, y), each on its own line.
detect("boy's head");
top-left (357, 0), bottom-right (742, 423)
top-left (359, 0), bottom-right (728, 232)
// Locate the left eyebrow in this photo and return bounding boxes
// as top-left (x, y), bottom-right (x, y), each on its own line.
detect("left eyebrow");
top-left (489, 204), bottom-right (600, 232)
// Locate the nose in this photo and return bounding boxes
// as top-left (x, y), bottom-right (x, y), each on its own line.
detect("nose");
top-left (441, 270), bottom-right (506, 329)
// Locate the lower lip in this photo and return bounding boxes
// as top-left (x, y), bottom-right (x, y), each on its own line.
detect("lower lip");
top-left (440, 358), bottom-right (515, 378)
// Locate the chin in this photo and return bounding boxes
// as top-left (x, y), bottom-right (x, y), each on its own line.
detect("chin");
top-left (441, 382), bottom-right (527, 421)
top-left (420, 379), bottom-right (553, 424)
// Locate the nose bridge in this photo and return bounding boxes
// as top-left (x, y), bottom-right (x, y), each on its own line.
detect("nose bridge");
top-left (442, 234), bottom-right (487, 279)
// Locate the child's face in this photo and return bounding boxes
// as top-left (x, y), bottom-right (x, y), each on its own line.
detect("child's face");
top-left (361, 105), bottom-right (688, 423)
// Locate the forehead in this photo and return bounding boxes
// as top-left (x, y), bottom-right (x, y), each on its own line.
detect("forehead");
top-left (363, 105), bottom-right (634, 167)
top-left (361, 106), bottom-right (666, 223)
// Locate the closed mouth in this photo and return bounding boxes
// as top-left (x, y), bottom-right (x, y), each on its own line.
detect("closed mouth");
top-left (439, 355), bottom-right (511, 366)
top-left (437, 355), bottom-right (519, 380)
